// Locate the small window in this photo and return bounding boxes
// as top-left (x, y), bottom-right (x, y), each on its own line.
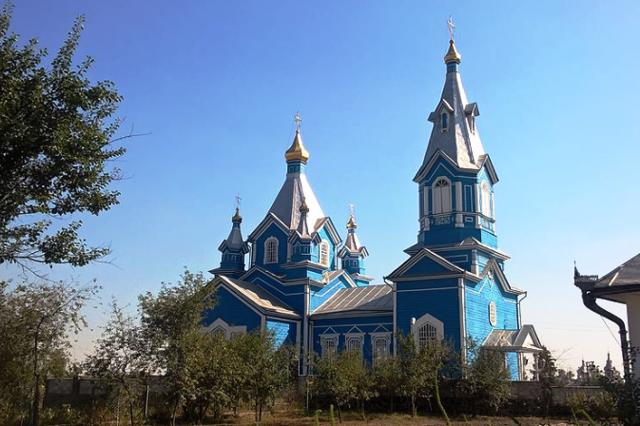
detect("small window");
top-left (372, 336), bottom-right (390, 364)
top-left (441, 112), bottom-right (448, 131)
top-left (264, 237), bottom-right (279, 264)
top-left (321, 336), bottom-right (338, 359)
top-left (432, 177), bottom-right (452, 214)
top-left (346, 336), bottom-right (362, 354)
top-left (489, 301), bottom-right (497, 326)
top-left (319, 240), bottom-right (330, 266)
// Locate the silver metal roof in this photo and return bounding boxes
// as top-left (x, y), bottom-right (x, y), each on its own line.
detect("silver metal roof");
top-left (418, 56), bottom-right (486, 173)
top-left (268, 170), bottom-right (325, 232)
top-left (595, 253), bottom-right (640, 289)
top-left (483, 324), bottom-right (542, 353)
top-left (312, 285), bottom-right (392, 316)
top-left (218, 275), bottom-right (300, 318)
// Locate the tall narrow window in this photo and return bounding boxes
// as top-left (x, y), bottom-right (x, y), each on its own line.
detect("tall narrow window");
top-left (319, 240), bottom-right (329, 266)
top-left (321, 336), bottom-right (338, 359)
top-left (346, 336), bottom-right (362, 354)
top-left (372, 335), bottom-right (390, 365)
top-left (441, 112), bottom-right (448, 131)
top-left (432, 177), bottom-right (452, 214)
top-left (481, 182), bottom-right (493, 218)
top-left (264, 237), bottom-right (278, 264)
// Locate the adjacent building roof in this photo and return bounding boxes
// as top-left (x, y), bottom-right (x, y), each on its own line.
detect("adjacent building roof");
top-left (575, 253), bottom-right (640, 303)
top-left (594, 253), bottom-right (640, 289)
top-left (216, 275), bottom-right (300, 318)
top-left (312, 285), bottom-right (392, 316)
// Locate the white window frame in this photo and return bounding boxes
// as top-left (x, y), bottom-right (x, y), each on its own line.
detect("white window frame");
top-left (320, 334), bottom-right (339, 359)
top-left (412, 313), bottom-right (444, 350)
top-left (488, 301), bottom-right (497, 326)
top-left (432, 177), bottom-right (452, 215)
top-left (319, 240), bottom-right (330, 267)
top-left (480, 181), bottom-right (493, 218)
top-left (345, 332), bottom-right (364, 356)
top-left (203, 318), bottom-right (246, 340)
top-left (370, 332), bottom-right (391, 365)
top-left (263, 237), bottom-right (279, 264)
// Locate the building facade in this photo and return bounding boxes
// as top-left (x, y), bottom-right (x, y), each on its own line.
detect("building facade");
top-left (204, 38), bottom-right (542, 380)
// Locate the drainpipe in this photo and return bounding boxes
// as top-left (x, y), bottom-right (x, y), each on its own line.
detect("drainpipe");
top-left (581, 292), bottom-right (631, 379)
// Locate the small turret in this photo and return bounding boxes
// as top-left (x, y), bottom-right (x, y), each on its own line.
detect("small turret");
top-left (210, 207), bottom-right (250, 277)
top-left (338, 212), bottom-right (372, 285)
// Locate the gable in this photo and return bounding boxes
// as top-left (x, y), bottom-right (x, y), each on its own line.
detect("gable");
top-left (388, 248), bottom-right (463, 280)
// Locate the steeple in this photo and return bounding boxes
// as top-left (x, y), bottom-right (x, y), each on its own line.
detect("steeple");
top-left (267, 113), bottom-right (325, 232)
top-left (338, 211), bottom-right (372, 285)
top-left (408, 30), bottom-right (501, 253)
top-left (415, 37), bottom-right (487, 178)
top-left (210, 207), bottom-right (250, 277)
top-left (296, 197), bottom-right (311, 238)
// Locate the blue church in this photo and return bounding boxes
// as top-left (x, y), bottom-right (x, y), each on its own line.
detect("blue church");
top-left (204, 38), bottom-right (542, 380)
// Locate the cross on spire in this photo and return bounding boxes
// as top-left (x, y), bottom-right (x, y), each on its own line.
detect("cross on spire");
top-left (447, 16), bottom-right (455, 41)
top-left (235, 193), bottom-right (242, 209)
top-left (294, 111), bottom-right (302, 132)
top-left (348, 203), bottom-right (355, 218)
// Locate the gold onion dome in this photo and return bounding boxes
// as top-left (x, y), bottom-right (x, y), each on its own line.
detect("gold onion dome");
top-left (444, 39), bottom-right (462, 64)
top-left (285, 129), bottom-right (310, 164)
top-left (232, 207), bottom-right (242, 223)
top-left (346, 215), bottom-right (357, 230)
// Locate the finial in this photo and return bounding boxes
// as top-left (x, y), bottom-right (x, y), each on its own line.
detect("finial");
top-left (294, 111), bottom-right (302, 132)
top-left (285, 112), bottom-right (310, 164)
top-left (447, 16), bottom-right (455, 41)
top-left (299, 196), bottom-right (309, 214)
top-left (347, 203), bottom-right (357, 229)
top-left (444, 17), bottom-right (462, 64)
top-left (232, 194), bottom-right (242, 223)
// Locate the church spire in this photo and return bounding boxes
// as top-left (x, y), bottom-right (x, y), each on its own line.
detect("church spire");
top-left (338, 208), bottom-right (372, 285)
top-left (210, 206), bottom-right (250, 277)
top-left (414, 32), bottom-right (487, 178)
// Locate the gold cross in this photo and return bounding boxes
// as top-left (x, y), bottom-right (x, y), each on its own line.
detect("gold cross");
top-left (235, 193), bottom-right (242, 209)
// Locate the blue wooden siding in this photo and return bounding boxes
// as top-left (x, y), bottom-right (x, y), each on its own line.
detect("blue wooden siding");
top-left (310, 277), bottom-right (350, 312)
top-left (202, 286), bottom-right (262, 331)
top-left (395, 278), bottom-right (462, 351)
top-left (266, 319), bottom-right (296, 347)
top-left (464, 277), bottom-right (519, 379)
top-left (253, 223), bottom-right (288, 274)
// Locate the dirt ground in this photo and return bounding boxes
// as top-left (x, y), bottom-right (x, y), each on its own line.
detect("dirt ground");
top-left (225, 410), bottom-right (580, 426)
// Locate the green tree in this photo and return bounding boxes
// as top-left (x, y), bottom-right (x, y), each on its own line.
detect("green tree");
top-left (460, 342), bottom-right (511, 415)
top-left (235, 333), bottom-right (296, 423)
top-left (0, 280), bottom-right (98, 426)
top-left (0, 4), bottom-right (128, 273)
top-left (137, 270), bottom-right (214, 425)
top-left (84, 301), bottom-right (148, 426)
top-left (372, 357), bottom-right (401, 413)
top-left (537, 346), bottom-right (557, 416)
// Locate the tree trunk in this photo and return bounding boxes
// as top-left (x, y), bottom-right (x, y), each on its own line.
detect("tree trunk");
top-left (31, 326), bottom-right (41, 426)
top-left (434, 374), bottom-right (450, 425)
top-left (171, 398), bottom-right (179, 426)
top-left (411, 394), bottom-right (417, 417)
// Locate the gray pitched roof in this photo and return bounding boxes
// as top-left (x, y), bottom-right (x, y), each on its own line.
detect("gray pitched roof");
top-left (217, 275), bottom-right (300, 318)
top-left (415, 42), bottom-right (486, 178)
top-left (268, 168), bottom-right (325, 232)
top-left (312, 285), bottom-right (392, 316)
top-left (595, 253), bottom-right (640, 289)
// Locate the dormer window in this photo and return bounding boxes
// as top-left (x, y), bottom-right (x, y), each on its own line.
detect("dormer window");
top-left (440, 112), bottom-right (449, 132)
top-left (480, 181), bottom-right (493, 218)
top-left (264, 237), bottom-right (279, 264)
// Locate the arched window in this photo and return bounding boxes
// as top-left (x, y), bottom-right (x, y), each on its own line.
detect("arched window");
top-left (319, 240), bottom-right (330, 267)
top-left (432, 177), bottom-right (452, 215)
top-left (441, 112), bottom-right (448, 131)
top-left (264, 237), bottom-right (279, 264)
top-left (481, 182), bottom-right (493, 218)
top-left (346, 336), bottom-right (362, 354)
top-left (371, 333), bottom-right (391, 365)
top-left (412, 313), bottom-right (444, 351)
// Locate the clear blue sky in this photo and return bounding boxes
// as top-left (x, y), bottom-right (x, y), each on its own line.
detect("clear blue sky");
top-left (5, 0), bottom-right (640, 371)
